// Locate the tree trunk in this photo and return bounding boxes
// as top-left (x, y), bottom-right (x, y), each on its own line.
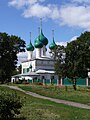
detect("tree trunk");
top-left (58, 75), bottom-right (61, 84)
top-left (73, 78), bottom-right (77, 90)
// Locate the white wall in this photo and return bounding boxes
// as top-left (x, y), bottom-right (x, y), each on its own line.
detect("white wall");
top-left (36, 59), bottom-right (54, 71)
top-left (21, 60), bottom-right (36, 73)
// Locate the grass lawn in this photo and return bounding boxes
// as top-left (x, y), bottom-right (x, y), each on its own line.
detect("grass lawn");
top-left (0, 86), bottom-right (90, 120)
top-left (18, 84), bottom-right (90, 105)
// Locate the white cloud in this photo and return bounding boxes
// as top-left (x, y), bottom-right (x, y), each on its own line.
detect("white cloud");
top-left (17, 51), bottom-right (28, 64)
top-left (9, 0), bottom-right (60, 19)
top-left (69, 36), bottom-right (78, 41)
top-left (8, 0), bottom-right (27, 8)
top-left (17, 50), bottom-right (36, 64)
top-left (23, 3), bottom-right (60, 19)
top-left (60, 5), bottom-right (90, 30)
top-left (8, 0), bottom-right (45, 8)
top-left (8, 0), bottom-right (90, 30)
top-left (23, 3), bottom-right (51, 18)
top-left (56, 36), bottom-right (78, 46)
top-left (56, 42), bottom-right (67, 46)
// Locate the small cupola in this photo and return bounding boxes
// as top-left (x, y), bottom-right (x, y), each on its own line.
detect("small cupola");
top-left (34, 36), bottom-right (43, 48)
top-left (26, 32), bottom-right (34, 51)
top-left (34, 27), bottom-right (43, 48)
top-left (49, 30), bottom-right (56, 50)
top-left (39, 18), bottom-right (48, 46)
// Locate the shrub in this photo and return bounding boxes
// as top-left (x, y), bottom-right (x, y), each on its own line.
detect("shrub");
top-left (35, 82), bottom-right (43, 85)
top-left (15, 80), bottom-right (22, 84)
top-left (0, 91), bottom-right (23, 120)
top-left (22, 80), bottom-right (29, 84)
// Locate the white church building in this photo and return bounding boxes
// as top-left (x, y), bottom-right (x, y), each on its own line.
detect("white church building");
top-left (11, 20), bottom-right (58, 84)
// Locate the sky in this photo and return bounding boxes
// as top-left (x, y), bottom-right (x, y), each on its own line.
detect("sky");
top-left (0, 0), bottom-right (90, 63)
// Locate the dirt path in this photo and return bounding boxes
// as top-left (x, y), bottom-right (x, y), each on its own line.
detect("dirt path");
top-left (4, 85), bottom-right (90, 110)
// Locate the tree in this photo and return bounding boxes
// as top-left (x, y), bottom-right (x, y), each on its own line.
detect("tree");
top-left (52, 31), bottom-right (90, 90)
top-left (65, 31), bottom-right (90, 90)
top-left (51, 45), bottom-right (66, 83)
top-left (0, 32), bottom-right (26, 83)
top-left (12, 65), bottom-right (22, 75)
top-left (0, 91), bottom-right (23, 120)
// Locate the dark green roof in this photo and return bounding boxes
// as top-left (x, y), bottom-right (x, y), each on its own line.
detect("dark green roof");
top-left (39, 29), bottom-right (48, 46)
top-left (49, 38), bottom-right (56, 50)
top-left (34, 37), bottom-right (43, 48)
top-left (26, 41), bottom-right (34, 51)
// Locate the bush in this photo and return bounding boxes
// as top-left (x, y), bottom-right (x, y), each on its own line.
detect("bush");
top-left (35, 82), bottom-right (43, 85)
top-left (0, 91), bottom-right (23, 120)
top-left (15, 80), bottom-right (22, 84)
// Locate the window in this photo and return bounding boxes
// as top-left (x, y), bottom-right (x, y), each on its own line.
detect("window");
top-left (42, 76), bottom-right (45, 79)
top-left (51, 76), bottom-right (54, 80)
top-left (27, 68), bottom-right (29, 72)
top-left (23, 69), bottom-right (25, 73)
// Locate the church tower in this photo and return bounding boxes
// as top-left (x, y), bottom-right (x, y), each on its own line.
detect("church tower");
top-left (26, 32), bottom-right (34, 60)
top-left (39, 18), bottom-right (48, 56)
top-left (34, 27), bottom-right (43, 58)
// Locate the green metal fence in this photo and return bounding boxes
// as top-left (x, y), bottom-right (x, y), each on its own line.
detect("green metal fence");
top-left (76, 78), bottom-right (86, 86)
top-left (39, 79), bottom-right (43, 83)
top-left (46, 79), bottom-right (50, 84)
top-left (52, 79), bottom-right (57, 84)
top-left (64, 77), bottom-right (86, 86)
top-left (28, 79), bottom-right (32, 83)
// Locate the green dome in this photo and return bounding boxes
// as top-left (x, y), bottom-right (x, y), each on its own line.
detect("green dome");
top-left (34, 37), bottom-right (43, 48)
top-left (26, 41), bottom-right (34, 51)
top-left (39, 29), bottom-right (48, 46)
top-left (49, 38), bottom-right (56, 50)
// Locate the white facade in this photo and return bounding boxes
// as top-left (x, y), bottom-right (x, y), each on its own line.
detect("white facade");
top-left (42, 45), bottom-right (46, 56)
top-left (22, 58), bottom-right (55, 73)
top-left (22, 60), bottom-right (36, 73)
top-left (21, 56), bottom-right (58, 80)
top-left (36, 48), bottom-right (42, 58)
top-left (27, 51), bottom-right (33, 60)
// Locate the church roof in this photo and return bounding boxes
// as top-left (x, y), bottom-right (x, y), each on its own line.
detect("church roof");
top-left (49, 30), bottom-right (56, 50)
top-left (34, 36), bottom-right (43, 48)
top-left (26, 32), bottom-right (34, 51)
top-left (12, 72), bottom-right (40, 77)
top-left (36, 69), bottom-right (55, 74)
top-left (49, 38), bottom-right (56, 50)
top-left (39, 29), bottom-right (48, 46)
top-left (26, 41), bottom-right (34, 51)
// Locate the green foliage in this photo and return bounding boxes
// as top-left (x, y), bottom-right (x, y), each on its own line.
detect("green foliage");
top-left (65, 31), bottom-right (90, 78)
top-left (0, 32), bottom-right (26, 83)
top-left (13, 65), bottom-right (22, 76)
top-left (52, 31), bottom-right (90, 90)
top-left (19, 85), bottom-right (90, 105)
top-left (35, 82), bottom-right (43, 85)
top-left (0, 86), bottom-right (90, 120)
top-left (65, 31), bottom-right (90, 90)
top-left (51, 45), bottom-right (66, 79)
top-left (0, 91), bottom-right (23, 120)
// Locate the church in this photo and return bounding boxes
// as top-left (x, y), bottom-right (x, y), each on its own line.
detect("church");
top-left (11, 19), bottom-right (90, 86)
top-left (11, 19), bottom-right (58, 84)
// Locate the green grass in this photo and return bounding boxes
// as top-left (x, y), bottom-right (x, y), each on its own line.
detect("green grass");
top-left (0, 86), bottom-right (90, 120)
top-left (18, 84), bottom-right (90, 105)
